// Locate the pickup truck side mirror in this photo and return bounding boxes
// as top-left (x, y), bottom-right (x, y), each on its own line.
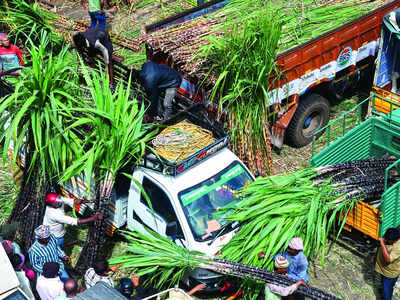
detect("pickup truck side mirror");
top-left (166, 221), bottom-right (178, 236)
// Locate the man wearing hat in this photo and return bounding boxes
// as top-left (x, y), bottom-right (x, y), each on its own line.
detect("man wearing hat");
top-left (43, 192), bottom-right (102, 250)
top-left (265, 256), bottom-right (307, 300)
top-left (277, 237), bottom-right (309, 300)
top-left (36, 262), bottom-right (65, 300)
top-left (28, 224), bottom-right (70, 282)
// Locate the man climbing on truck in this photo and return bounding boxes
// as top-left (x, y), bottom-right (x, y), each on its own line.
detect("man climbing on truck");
top-left (73, 28), bottom-right (114, 87)
top-left (133, 61), bottom-right (182, 121)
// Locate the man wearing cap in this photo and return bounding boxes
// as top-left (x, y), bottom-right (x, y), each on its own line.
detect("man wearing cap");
top-left (28, 225), bottom-right (70, 282)
top-left (265, 256), bottom-right (307, 300)
top-left (36, 262), bottom-right (65, 300)
top-left (43, 192), bottom-right (102, 250)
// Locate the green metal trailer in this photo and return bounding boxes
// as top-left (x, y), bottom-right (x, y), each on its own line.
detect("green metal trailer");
top-left (310, 93), bottom-right (400, 239)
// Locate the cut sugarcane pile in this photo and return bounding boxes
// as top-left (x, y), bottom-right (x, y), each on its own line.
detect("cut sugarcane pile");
top-left (141, 0), bottom-right (384, 86)
top-left (221, 157), bottom-right (398, 269)
top-left (151, 120), bottom-right (215, 162)
top-left (109, 229), bottom-right (341, 300)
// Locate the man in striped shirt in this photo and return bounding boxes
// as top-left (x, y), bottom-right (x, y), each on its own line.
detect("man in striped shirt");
top-left (28, 225), bottom-right (70, 282)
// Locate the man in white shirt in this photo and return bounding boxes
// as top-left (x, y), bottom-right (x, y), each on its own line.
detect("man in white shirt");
top-left (36, 262), bottom-right (65, 300)
top-left (43, 193), bottom-right (102, 249)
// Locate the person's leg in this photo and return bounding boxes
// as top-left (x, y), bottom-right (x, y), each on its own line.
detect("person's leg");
top-left (163, 87), bottom-right (178, 119)
top-left (382, 275), bottom-right (398, 300)
top-left (56, 237), bottom-right (64, 250)
top-left (96, 12), bottom-right (106, 31)
top-left (59, 268), bottom-right (70, 283)
top-left (89, 11), bottom-right (97, 29)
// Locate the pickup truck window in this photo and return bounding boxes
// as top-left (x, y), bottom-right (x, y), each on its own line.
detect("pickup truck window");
top-left (178, 161), bottom-right (252, 241)
top-left (140, 177), bottom-right (183, 236)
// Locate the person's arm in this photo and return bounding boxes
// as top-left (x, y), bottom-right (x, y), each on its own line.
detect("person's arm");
top-left (100, 0), bottom-right (104, 10)
top-left (94, 40), bottom-right (109, 65)
top-left (379, 238), bottom-right (391, 263)
top-left (187, 283), bottom-right (206, 296)
top-left (94, 40), bottom-right (113, 85)
top-left (78, 213), bottom-right (102, 225)
top-left (61, 196), bottom-right (75, 208)
top-left (267, 283), bottom-right (298, 297)
top-left (267, 280), bottom-right (306, 297)
top-left (109, 263), bottom-right (122, 272)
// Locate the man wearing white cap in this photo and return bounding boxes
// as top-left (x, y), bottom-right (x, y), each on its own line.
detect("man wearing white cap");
top-left (273, 237), bottom-right (309, 300)
top-left (265, 256), bottom-right (307, 300)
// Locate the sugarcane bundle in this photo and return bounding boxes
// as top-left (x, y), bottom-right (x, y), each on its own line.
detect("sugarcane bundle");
top-left (109, 229), bottom-right (341, 300)
top-left (221, 157), bottom-right (398, 269)
top-left (152, 120), bottom-right (215, 162)
top-left (142, 0), bottom-right (384, 87)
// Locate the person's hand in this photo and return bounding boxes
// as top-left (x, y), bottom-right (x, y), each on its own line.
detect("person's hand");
top-left (94, 212), bottom-right (103, 220)
top-left (73, 198), bottom-right (81, 206)
top-left (82, 2), bottom-right (89, 10)
top-left (295, 280), bottom-right (308, 287)
top-left (63, 256), bottom-right (71, 263)
top-left (131, 273), bottom-right (140, 287)
top-left (109, 263), bottom-right (122, 272)
top-left (80, 198), bottom-right (91, 204)
top-left (258, 251), bottom-right (266, 259)
top-left (192, 283), bottom-right (207, 293)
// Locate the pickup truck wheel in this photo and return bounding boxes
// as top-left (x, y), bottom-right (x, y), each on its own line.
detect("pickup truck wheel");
top-left (285, 94), bottom-right (330, 148)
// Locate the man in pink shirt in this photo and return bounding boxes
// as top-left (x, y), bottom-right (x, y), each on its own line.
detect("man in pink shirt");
top-left (0, 35), bottom-right (23, 75)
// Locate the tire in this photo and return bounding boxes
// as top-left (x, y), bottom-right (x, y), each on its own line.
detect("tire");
top-left (285, 93), bottom-right (330, 148)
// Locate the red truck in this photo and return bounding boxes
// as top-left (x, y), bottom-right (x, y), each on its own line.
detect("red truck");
top-left (143, 0), bottom-right (400, 149)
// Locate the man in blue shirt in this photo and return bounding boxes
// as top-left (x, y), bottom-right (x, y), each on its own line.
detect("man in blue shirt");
top-left (134, 61), bottom-right (182, 121)
top-left (277, 237), bottom-right (309, 300)
top-left (28, 225), bottom-right (70, 282)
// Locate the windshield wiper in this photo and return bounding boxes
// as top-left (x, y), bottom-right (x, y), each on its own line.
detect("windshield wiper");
top-left (207, 221), bottom-right (239, 246)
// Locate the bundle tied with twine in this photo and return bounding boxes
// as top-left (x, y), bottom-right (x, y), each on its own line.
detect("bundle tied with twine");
top-left (152, 120), bottom-right (215, 163)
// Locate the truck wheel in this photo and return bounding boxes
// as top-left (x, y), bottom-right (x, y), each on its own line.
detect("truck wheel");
top-left (285, 94), bottom-right (330, 148)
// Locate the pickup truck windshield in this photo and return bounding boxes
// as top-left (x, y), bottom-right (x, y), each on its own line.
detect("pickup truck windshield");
top-left (178, 161), bottom-right (252, 241)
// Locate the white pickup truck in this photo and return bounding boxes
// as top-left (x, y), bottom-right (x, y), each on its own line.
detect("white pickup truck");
top-left (11, 105), bottom-right (255, 292)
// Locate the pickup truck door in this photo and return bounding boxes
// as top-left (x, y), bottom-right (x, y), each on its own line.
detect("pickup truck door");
top-left (127, 172), bottom-right (186, 247)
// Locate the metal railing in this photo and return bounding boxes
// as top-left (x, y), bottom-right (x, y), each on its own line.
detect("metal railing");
top-left (311, 96), bottom-right (369, 156)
